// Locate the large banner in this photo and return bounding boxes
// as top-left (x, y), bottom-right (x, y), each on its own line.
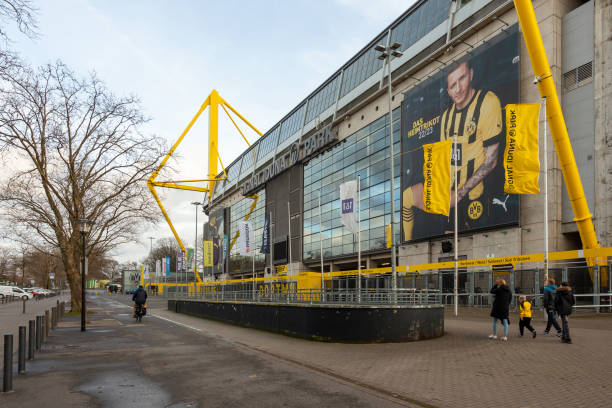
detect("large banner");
top-left (203, 208), bottom-right (225, 277)
top-left (401, 26), bottom-right (520, 242)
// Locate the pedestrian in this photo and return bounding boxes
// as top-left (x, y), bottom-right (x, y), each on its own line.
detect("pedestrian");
top-left (542, 278), bottom-right (562, 336)
top-left (489, 278), bottom-right (512, 341)
top-left (518, 295), bottom-right (536, 338)
top-left (555, 282), bottom-right (575, 344)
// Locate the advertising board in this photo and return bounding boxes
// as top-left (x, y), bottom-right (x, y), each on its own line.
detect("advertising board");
top-left (401, 26), bottom-right (520, 242)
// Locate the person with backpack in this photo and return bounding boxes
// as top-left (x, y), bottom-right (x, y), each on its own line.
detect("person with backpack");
top-left (542, 278), bottom-right (562, 336)
top-left (489, 278), bottom-right (512, 341)
top-left (555, 282), bottom-right (575, 344)
top-left (518, 295), bottom-right (536, 338)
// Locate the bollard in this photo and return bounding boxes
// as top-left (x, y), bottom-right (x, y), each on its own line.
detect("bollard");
top-left (35, 316), bottom-right (42, 351)
top-left (18, 326), bottom-right (26, 374)
top-left (45, 310), bottom-right (50, 339)
top-left (28, 320), bottom-right (35, 359)
top-left (52, 307), bottom-right (57, 329)
top-left (23, 297), bottom-right (26, 314)
top-left (3, 334), bottom-right (13, 392)
top-left (42, 312), bottom-right (48, 344)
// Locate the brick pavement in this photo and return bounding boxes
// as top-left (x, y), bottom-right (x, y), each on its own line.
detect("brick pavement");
top-left (149, 298), bottom-right (612, 408)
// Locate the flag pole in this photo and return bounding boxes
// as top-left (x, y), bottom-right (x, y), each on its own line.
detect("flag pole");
top-left (453, 133), bottom-right (459, 317)
top-left (357, 175), bottom-right (362, 303)
top-left (252, 241), bottom-right (255, 301)
top-left (287, 201), bottom-right (292, 300)
top-left (269, 211), bottom-right (273, 301)
top-left (543, 97), bottom-right (549, 286)
top-left (319, 192), bottom-right (324, 302)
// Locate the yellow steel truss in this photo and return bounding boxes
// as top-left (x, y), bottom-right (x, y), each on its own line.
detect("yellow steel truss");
top-left (148, 90), bottom-right (262, 282)
top-left (513, 0), bottom-right (604, 283)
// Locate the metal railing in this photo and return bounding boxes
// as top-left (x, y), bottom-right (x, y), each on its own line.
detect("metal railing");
top-left (166, 288), bottom-right (612, 312)
top-left (168, 288), bottom-right (443, 306)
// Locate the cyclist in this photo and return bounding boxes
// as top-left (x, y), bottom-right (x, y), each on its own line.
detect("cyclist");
top-left (132, 285), bottom-right (147, 317)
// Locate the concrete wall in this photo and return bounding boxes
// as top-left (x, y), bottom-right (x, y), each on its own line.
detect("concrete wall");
top-left (593, 0), bottom-right (612, 247)
top-left (169, 300), bottom-right (444, 343)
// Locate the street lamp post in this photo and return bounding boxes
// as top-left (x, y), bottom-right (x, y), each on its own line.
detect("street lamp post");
top-left (191, 202), bottom-right (202, 284)
top-left (376, 42), bottom-right (403, 295)
top-left (78, 218), bottom-right (93, 332)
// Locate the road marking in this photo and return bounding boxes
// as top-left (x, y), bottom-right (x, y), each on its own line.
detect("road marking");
top-left (153, 314), bottom-right (203, 332)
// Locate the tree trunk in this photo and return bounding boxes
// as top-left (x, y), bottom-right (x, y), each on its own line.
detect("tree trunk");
top-left (61, 247), bottom-right (82, 312)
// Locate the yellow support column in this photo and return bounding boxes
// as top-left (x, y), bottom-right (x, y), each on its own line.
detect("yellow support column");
top-left (208, 90), bottom-right (220, 200)
top-left (513, 0), bottom-right (599, 251)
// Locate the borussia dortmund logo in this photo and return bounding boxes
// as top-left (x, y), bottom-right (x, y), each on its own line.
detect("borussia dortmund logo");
top-left (465, 120), bottom-right (477, 138)
top-left (467, 200), bottom-right (483, 220)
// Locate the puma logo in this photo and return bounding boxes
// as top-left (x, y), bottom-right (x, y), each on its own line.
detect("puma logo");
top-left (492, 195), bottom-right (510, 212)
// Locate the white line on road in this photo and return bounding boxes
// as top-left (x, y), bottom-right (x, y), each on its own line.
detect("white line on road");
top-left (153, 313), bottom-right (203, 332)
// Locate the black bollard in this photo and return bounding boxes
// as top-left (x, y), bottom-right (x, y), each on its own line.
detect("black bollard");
top-left (35, 316), bottom-right (42, 351)
top-left (3, 334), bottom-right (13, 392)
top-left (23, 297), bottom-right (26, 313)
top-left (42, 313), bottom-right (48, 344)
top-left (18, 326), bottom-right (26, 374)
top-left (43, 310), bottom-right (51, 343)
top-left (45, 310), bottom-right (50, 340)
top-left (51, 307), bottom-right (56, 329)
top-left (28, 320), bottom-right (35, 359)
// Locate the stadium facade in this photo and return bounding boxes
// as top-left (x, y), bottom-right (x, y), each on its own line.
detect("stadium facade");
top-left (202, 0), bottom-right (612, 294)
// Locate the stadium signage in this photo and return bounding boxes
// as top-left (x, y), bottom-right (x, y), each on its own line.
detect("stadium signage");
top-left (241, 125), bottom-right (336, 195)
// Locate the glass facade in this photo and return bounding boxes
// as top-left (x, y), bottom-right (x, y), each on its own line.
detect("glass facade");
top-left (228, 189), bottom-right (267, 273)
top-left (278, 104), bottom-right (306, 145)
top-left (211, 0), bottom-right (451, 198)
top-left (339, 36), bottom-right (387, 99)
top-left (391, 0), bottom-right (449, 52)
top-left (305, 74), bottom-right (341, 124)
top-left (303, 110), bottom-right (400, 262)
top-left (257, 126), bottom-right (280, 160)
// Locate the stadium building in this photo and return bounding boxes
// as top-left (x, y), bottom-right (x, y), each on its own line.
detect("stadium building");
top-left (201, 0), bottom-right (612, 296)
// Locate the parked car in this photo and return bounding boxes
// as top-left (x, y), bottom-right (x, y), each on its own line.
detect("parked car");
top-left (11, 287), bottom-right (33, 300)
top-left (0, 285), bottom-right (14, 299)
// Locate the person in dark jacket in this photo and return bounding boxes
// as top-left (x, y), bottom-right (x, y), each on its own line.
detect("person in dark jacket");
top-left (132, 285), bottom-right (147, 317)
top-left (489, 278), bottom-right (512, 341)
top-left (542, 278), bottom-right (562, 336)
top-left (554, 282), bottom-right (575, 344)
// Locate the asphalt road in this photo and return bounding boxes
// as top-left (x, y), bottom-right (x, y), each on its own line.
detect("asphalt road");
top-left (0, 293), bottom-right (417, 408)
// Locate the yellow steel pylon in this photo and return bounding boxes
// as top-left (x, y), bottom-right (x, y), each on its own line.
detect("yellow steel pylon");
top-left (513, 0), bottom-right (604, 283)
top-left (148, 90), bottom-right (262, 283)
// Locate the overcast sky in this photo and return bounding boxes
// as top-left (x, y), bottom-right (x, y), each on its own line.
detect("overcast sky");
top-left (6, 0), bottom-right (415, 263)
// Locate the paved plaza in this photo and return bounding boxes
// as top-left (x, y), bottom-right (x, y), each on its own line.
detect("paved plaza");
top-left (1, 293), bottom-right (611, 407)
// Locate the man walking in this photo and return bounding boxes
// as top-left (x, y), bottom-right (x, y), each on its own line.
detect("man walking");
top-left (555, 282), bottom-right (575, 344)
top-left (542, 278), bottom-right (562, 336)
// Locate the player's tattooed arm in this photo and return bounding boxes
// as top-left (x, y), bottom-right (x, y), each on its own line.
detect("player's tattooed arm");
top-left (457, 142), bottom-right (499, 202)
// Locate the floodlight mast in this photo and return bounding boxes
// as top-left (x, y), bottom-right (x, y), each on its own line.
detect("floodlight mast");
top-left (147, 90), bottom-right (263, 285)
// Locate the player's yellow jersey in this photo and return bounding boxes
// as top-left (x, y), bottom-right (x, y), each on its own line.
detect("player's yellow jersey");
top-left (440, 90), bottom-right (502, 201)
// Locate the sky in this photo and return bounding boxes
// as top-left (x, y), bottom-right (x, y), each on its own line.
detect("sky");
top-left (5, 0), bottom-right (414, 264)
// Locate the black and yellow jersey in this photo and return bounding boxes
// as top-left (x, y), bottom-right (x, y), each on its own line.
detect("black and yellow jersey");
top-left (440, 89), bottom-right (502, 201)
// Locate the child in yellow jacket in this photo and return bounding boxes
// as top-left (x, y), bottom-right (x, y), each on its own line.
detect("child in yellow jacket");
top-left (519, 295), bottom-right (536, 338)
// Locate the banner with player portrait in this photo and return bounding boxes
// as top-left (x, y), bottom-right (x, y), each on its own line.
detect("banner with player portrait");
top-left (203, 208), bottom-right (226, 277)
top-left (401, 26), bottom-right (520, 243)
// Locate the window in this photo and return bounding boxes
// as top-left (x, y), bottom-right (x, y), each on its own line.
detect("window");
top-left (257, 126), bottom-right (280, 159)
top-left (302, 111), bottom-right (402, 262)
top-left (278, 104), bottom-right (306, 145)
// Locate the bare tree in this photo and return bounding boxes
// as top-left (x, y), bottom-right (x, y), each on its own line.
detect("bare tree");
top-left (142, 237), bottom-right (181, 272)
top-left (0, 1), bottom-right (37, 75)
top-left (0, 245), bottom-right (14, 283)
top-left (0, 61), bottom-right (167, 311)
top-left (0, 0), bottom-right (37, 43)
